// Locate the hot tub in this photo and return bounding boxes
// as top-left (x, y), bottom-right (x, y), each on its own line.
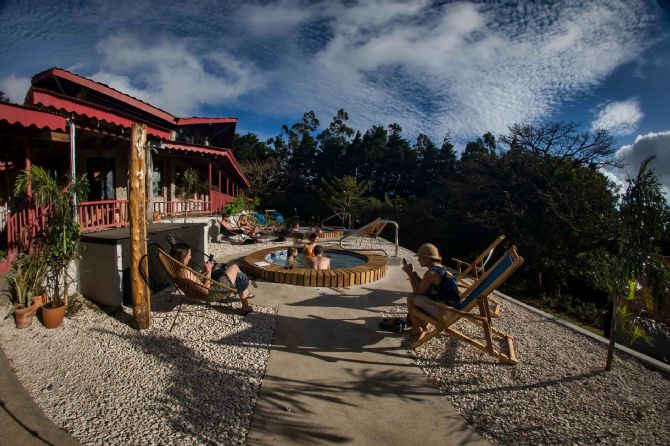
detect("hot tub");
top-left (242, 246), bottom-right (387, 287)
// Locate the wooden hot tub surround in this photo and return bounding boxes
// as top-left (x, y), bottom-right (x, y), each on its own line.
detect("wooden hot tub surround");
top-left (241, 246), bottom-right (387, 287)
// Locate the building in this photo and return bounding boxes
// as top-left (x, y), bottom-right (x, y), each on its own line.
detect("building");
top-left (0, 67), bottom-right (249, 271)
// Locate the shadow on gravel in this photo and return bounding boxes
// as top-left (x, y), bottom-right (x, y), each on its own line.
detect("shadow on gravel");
top-left (94, 327), bottom-right (265, 444)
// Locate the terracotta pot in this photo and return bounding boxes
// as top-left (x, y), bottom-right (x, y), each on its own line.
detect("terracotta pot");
top-left (153, 211), bottom-right (162, 221)
top-left (30, 294), bottom-right (45, 312)
top-left (42, 302), bottom-right (65, 329)
top-left (14, 305), bottom-right (34, 329)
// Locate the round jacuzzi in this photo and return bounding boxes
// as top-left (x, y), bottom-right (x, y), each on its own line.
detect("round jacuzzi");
top-left (242, 246), bottom-right (387, 287)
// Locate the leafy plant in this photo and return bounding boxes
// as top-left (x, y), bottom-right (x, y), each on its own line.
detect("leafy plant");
top-left (14, 166), bottom-right (89, 308)
top-left (175, 167), bottom-right (208, 222)
top-left (319, 176), bottom-right (370, 228)
top-left (221, 195), bottom-right (259, 218)
top-left (4, 251), bottom-right (47, 319)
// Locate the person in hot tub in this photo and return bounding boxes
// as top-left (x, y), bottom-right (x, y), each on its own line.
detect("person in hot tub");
top-left (302, 232), bottom-right (319, 257)
top-left (306, 245), bottom-right (330, 270)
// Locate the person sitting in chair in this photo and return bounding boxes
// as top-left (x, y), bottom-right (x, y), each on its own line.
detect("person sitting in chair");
top-left (170, 243), bottom-right (254, 316)
top-left (402, 243), bottom-right (460, 336)
top-left (306, 245), bottom-right (330, 270)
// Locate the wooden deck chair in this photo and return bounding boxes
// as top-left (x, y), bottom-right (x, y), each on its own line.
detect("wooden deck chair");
top-left (156, 248), bottom-right (237, 331)
top-left (359, 218), bottom-right (388, 238)
top-left (451, 235), bottom-right (506, 316)
top-left (409, 246), bottom-right (524, 364)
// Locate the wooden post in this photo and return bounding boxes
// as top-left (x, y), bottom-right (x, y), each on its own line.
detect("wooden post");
top-left (129, 123), bottom-right (150, 329)
top-left (146, 144), bottom-right (154, 222)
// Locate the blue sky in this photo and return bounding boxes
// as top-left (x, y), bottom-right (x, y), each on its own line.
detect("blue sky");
top-left (1, 0), bottom-right (669, 191)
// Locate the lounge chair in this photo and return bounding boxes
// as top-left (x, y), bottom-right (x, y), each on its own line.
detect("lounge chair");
top-left (408, 246), bottom-right (524, 364)
top-left (452, 235), bottom-right (505, 284)
top-left (451, 235), bottom-right (506, 316)
top-left (156, 248), bottom-right (237, 331)
top-left (220, 218), bottom-right (259, 242)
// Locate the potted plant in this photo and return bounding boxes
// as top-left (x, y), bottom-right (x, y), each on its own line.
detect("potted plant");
top-left (14, 166), bottom-right (89, 329)
top-left (4, 251), bottom-right (47, 328)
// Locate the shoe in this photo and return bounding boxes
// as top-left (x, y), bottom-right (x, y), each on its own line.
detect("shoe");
top-left (247, 293), bottom-right (256, 299)
top-left (240, 307), bottom-right (254, 316)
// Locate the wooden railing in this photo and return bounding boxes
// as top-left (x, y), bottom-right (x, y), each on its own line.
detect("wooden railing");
top-left (78, 200), bottom-right (130, 231)
top-left (210, 189), bottom-right (233, 215)
top-left (0, 191), bottom-right (237, 271)
top-left (153, 199), bottom-right (211, 217)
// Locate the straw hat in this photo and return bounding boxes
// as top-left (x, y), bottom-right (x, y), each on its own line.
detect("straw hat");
top-left (415, 243), bottom-right (441, 261)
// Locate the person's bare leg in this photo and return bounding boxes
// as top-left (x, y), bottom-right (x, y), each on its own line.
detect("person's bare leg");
top-left (225, 265), bottom-right (252, 311)
top-left (406, 294), bottom-right (424, 335)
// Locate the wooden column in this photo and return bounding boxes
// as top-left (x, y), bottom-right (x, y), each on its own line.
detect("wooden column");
top-left (145, 144), bottom-right (154, 222)
top-left (218, 170), bottom-right (222, 192)
top-left (129, 123), bottom-right (150, 329)
top-left (24, 140), bottom-right (31, 199)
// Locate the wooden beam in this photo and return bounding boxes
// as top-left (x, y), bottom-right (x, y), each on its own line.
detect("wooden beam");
top-left (129, 123), bottom-right (150, 329)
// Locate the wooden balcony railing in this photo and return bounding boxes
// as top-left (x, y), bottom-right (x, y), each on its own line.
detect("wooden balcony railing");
top-left (0, 190), bottom-right (237, 271)
top-left (78, 200), bottom-right (129, 231)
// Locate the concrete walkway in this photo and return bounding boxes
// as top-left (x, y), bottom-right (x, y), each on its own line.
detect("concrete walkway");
top-left (245, 263), bottom-right (487, 446)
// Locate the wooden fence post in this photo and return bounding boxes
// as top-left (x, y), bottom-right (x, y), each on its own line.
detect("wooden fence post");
top-left (129, 123), bottom-right (150, 329)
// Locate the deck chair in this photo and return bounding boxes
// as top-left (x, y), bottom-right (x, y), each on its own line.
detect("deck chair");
top-left (359, 218), bottom-right (387, 238)
top-left (165, 233), bottom-right (213, 270)
top-left (220, 218), bottom-right (259, 242)
top-left (156, 248), bottom-right (237, 331)
top-left (409, 246), bottom-right (524, 364)
top-left (451, 235), bottom-right (506, 316)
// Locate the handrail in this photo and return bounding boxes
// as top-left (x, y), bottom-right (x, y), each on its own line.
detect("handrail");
top-left (339, 219), bottom-right (399, 257)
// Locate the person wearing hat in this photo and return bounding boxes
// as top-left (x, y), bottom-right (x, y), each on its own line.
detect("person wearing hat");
top-left (401, 242), bottom-right (460, 336)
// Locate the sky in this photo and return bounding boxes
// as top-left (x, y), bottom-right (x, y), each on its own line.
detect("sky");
top-left (1, 0), bottom-right (669, 192)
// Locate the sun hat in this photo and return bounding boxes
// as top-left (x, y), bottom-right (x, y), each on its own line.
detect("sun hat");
top-left (415, 243), bottom-right (441, 261)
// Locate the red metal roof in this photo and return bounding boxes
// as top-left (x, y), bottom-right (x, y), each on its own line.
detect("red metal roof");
top-left (32, 67), bottom-right (176, 124)
top-left (28, 88), bottom-right (172, 139)
top-left (0, 102), bottom-right (68, 132)
top-left (176, 117), bottom-right (238, 125)
top-left (161, 142), bottom-right (250, 187)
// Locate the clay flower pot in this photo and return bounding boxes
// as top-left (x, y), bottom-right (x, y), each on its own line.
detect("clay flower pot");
top-left (30, 294), bottom-right (45, 312)
top-left (153, 211), bottom-right (162, 221)
top-left (14, 305), bottom-right (35, 329)
top-left (42, 301), bottom-right (66, 329)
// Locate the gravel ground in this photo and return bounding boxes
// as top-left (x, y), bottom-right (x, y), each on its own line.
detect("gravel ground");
top-left (2, 233), bottom-right (669, 445)
top-left (380, 241), bottom-right (670, 445)
top-left (0, 282), bottom-right (276, 445)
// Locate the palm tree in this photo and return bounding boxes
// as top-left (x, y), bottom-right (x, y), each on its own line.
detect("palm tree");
top-left (14, 166), bottom-right (89, 308)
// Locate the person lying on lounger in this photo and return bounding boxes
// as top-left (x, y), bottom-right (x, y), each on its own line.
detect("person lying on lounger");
top-left (402, 243), bottom-right (460, 336)
top-left (170, 242), bottom-right (254, 316)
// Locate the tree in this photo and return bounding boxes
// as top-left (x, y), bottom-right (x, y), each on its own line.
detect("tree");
top-left (235, 133), bottom-right (272, 162)
top-left (14, 166), bottom-right (89, 308)
top-left (461, 132), bottom-right (497, 163)
top-left (500, 121), bottom-right (618, 168)
top-left (319, 176), bottom-right (371, 227)
top-left (315, 109), bottom-right (354, 178)
top-left (175, 168), bottom-right (208, 222)
top-left (241, 157), bottom-right (281, 203)
top-left (605, 156), bottom-right (670, 370)
top-left (453, 124), bottom-right (620, 303)
top-left (0, 90), bottom-right (9, 103)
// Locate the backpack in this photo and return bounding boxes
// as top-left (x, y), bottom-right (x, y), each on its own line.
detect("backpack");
top-left (431, 266), bottom-right (461, 308)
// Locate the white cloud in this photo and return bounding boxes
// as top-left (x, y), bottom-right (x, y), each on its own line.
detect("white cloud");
top-left (614, 130), bottom-right (670, 194)
top-left (591, 99), bottom-right (644, 136)
top-left (91, 34), bottom-right (265, 115)
top-left (237, 0), bottom-right (314, 36)
top-left (0, 74), bottom-right (31, 104)
top-left (236, 0), bottom-right (657, 140)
